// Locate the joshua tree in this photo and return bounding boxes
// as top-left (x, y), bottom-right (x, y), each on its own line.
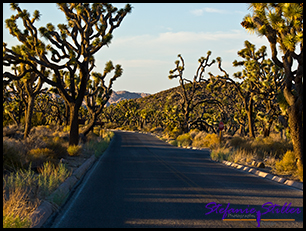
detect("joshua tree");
top-left (3, 3), bottom-right (131, 145)
top-left (168, 52), bottom-right (221, 133)
top-left (3, 60), bottom-right (47, 138)
top-left (82, 61), bottom-right (123, 137)
top-left (241, 3), bottom-right (303, 171)
top-left (209, 41), bottom-right (283, 138)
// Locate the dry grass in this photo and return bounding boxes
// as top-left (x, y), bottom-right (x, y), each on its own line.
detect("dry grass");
top-left (3, 186), bottom-right (40, 228)
top-left (207, 132), bottom-right (301, 182)
top-left (37, 162), bottom-right (71, 198)
top-left (210, 147), bottom-right (232, 161)
top-left (3, 161), bottom-right (71, 227)
top-left (3, 125), bottom-right (115, 228)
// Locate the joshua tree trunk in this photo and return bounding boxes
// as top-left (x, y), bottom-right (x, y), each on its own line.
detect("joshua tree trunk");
top-left (263, 120), bottom-right (273, 137)
top-left (183, 112), bottom-right (190, 133)
top-left (246, 97), bottom-right (255, 138)
top-left (24, 96), bottom-right (35, 138)
top-left (287, 101), bottom-right (303, 172)
top-left (81, 114), bottom-right (97, 138)
top-left (69, 103), bottom-right (79, 146)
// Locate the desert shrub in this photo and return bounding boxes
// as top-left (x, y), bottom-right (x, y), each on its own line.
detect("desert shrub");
top-left (169, 127), bottom-right (183, 139)
top-left (275, 151), bottom-right (297, 172)
top-left (45, 136), bottom-right (67, 158)
top-left (3, 138), bottom-right (26, 172)
top-left (3, 125), bottom-right (19, 137)
top-left (176, 133), bottom-right (192, 147)
top-left (192, 131), bottom-right (207, 147)
top-left (189, 128), bottom-right (199, 139)
top-left (193, 133), bottom-right (220, 149)
top-left (168, 139), bottom-right (178, 147)
top-left (27, 148), bottom-right (56, 160)
top-left (28, 126), bottom-right (53, 138)
top-left (67, 145), bottom-right (82, 156)
top-left (100, 130), bottom-right (114, 142)
top-left (252, 137), bottom-right (292, 158)
top-left (27, 148), bottom-right (57, 170)
top-left (229, 136), bottom-right (248, 148)
top-left (23, 136), bottom-right (48, 153)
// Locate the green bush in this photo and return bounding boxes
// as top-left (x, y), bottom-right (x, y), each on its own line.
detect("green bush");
top-left (198, 133), bottom-right (220, 149)
top-left (176, 133), bottom-right (192, 147)
top-left (275, 150), bottom-right (297, 172)
top-left (168, 139), bottom-right (178, 147)
top-left (169, 127), bottom-right (183, 139)
top-left (192, 131), bottom-right (207, 148)
top-left (67, 145), bottom-right (82, 156)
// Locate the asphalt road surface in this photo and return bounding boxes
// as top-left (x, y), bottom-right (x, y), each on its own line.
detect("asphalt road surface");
top-left (50, 131), bottom-right (303, 228)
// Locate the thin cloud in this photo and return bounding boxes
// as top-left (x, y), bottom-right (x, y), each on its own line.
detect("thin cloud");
top-left (190, 7), bottom-right (228, 16)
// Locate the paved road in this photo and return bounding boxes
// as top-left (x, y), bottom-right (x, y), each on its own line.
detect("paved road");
top-left (50, 131), bottom-right (303, 228)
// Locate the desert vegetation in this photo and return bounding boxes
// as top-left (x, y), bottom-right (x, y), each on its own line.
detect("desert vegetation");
top-left (3, 2), bottom-right (303, 228)
top-left (3, 125), bottom-right (114, 227)
top-left (3, 3), bottom-right (125, 227)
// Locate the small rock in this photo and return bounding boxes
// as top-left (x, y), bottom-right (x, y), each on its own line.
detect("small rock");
top-left (257, 162), bottom-right (265, 168)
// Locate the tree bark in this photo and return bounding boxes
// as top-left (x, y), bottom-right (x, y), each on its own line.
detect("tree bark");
top-left (81, 114), bottom-right (97, 137)
top-left (246, 97), bottom-right (255, 138)
top-left (287, 102), bottom-right (303, 171)
top-left (24, 96), bottom-right (35, 138)
top-left (263, 120), bottom-right (273, 137)
top-left (69, 103), bottom-right (79, 146)
top-left (183, 111), bottom-right (190, 133)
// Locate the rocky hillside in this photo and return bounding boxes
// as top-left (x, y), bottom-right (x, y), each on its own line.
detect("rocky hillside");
top-left (107, 90), bottom-right (150, 105)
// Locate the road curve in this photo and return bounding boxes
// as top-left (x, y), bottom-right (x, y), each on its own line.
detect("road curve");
top-left (49, 131), bottom-right (303, 228)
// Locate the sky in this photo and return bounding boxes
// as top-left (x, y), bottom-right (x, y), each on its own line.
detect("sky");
top-left (3, 3), bottom-right (271, 94)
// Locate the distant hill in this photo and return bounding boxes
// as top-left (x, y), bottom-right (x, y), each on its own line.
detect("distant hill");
top-left (107, 90), bottom-right (150, 106)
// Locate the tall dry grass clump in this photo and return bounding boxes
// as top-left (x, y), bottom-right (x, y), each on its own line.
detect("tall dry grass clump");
top-left (37, 162), bottom-right (71, 198)
top-left (3, 160), bottom-right (72, 227)
top-left (3, 187), bottom-right (40, 228)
